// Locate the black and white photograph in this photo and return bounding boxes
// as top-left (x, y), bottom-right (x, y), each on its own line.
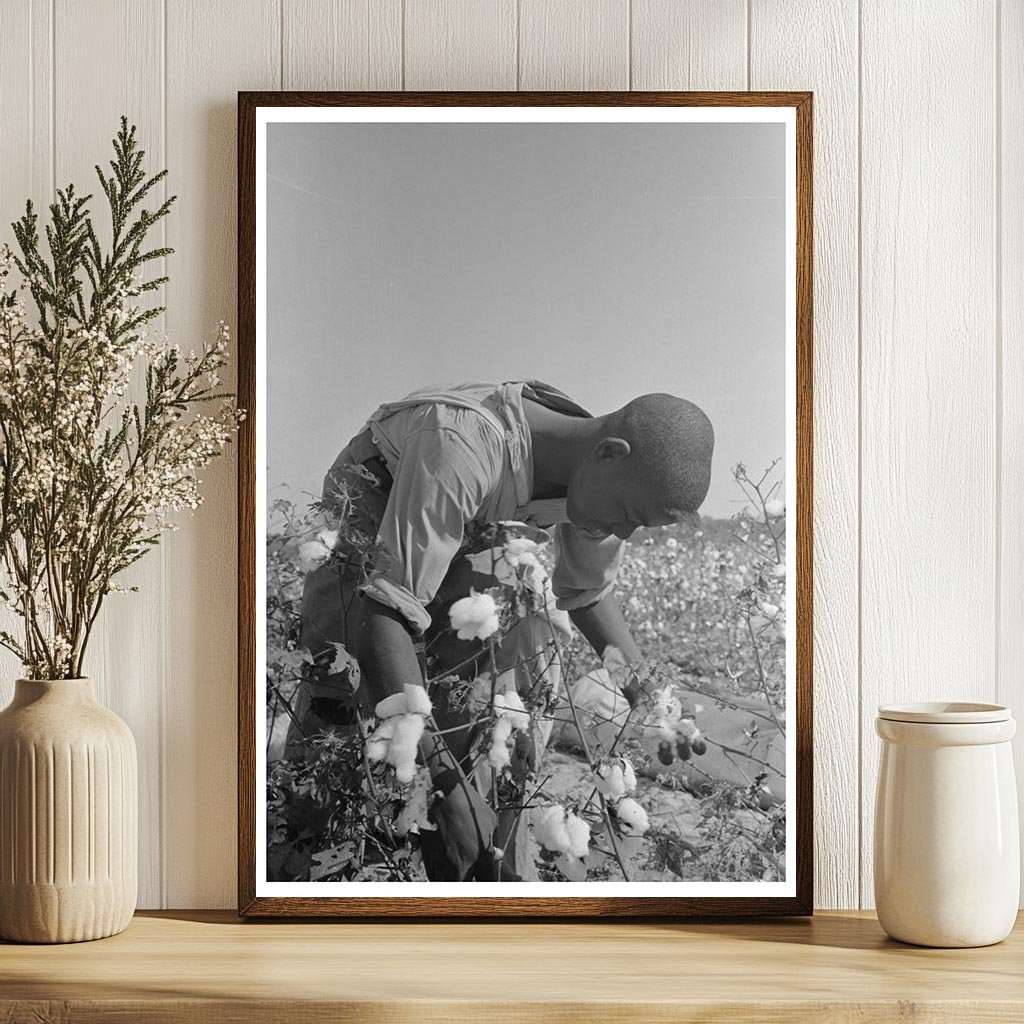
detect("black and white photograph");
top-left (245, 99), bottom-right (809, 911)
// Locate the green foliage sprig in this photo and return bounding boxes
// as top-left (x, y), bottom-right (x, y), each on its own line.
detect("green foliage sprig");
top-left (0, 118), bottom-right (241, 679)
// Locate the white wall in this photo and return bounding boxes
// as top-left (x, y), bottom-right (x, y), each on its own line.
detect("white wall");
top-left (0, 0), bottom-right (1018, 911)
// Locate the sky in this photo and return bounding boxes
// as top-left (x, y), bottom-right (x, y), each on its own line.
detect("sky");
top-left (266, 120), bottom-right (786, 519)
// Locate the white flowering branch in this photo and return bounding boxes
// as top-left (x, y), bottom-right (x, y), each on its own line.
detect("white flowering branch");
top-left (0, 118), bottom-right (241, 679)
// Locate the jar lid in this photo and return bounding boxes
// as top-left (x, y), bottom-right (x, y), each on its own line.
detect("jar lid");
top-left (877, 701), bottom-right (1011, 724)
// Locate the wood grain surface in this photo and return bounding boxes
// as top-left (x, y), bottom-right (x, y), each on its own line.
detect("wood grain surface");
top-left (1, 910), bottom-right (1022, 1023)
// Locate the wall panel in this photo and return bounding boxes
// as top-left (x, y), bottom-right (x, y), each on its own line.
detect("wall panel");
top-left (404, 0), bottom-right (516, 90)
top-left (0, 0), bottom-right (53, 694)
top-left (163, 0), bottom-right (280, 908)
top-left (859, 0), bottom-right (997, 908)
top-left (283, 0), bottom-right (402, 90)
top-left (1000, 0), bottom-right (1024, 899)
top-left (631, 0), bottom-right (746, 91)
top-left (519, 0), bottom-right (628, 90)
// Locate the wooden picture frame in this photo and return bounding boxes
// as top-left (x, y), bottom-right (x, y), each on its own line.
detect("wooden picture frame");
top-left (238, 91), bottom-right (813, 917)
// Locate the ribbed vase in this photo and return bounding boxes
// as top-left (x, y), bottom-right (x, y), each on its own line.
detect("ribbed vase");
top-left (0, 678), bottom-right (137, 943)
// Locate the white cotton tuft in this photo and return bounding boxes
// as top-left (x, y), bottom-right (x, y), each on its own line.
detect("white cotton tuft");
top-left (380, 713), bottom-right (425, 784)
top-left (448, 591), bottom-right (501, 641)
top-left (365, 717), bottom-right (397, 763)
top-left (403, 683), bottom-right (432, 716)
top-left (488, 715), bottom-right (514, 769)
top-left (615, 797), bottom-right (650, 837)
top-left (534, 804), bottom-right (572, 853)
top-left (677, 718), bottom-right (701, 742)
top-left (495, 689), bottom-right (530, 732)
top-left (365, 737), bottom-right (389, 762)
top-left (594, 763), bottom-right (626, 800)
top-left (316, 527), bottom-right (339, 550)
top-left (503, 535), bottom-right (540, 566)
top-left (595, 757), bottom-right (638, 800)
top-left (297, 538), bottom-right (332, 571)
top-left (565, 812), bottom-right (591, 859)
top-left (374, 692), bottom-right (409, 719)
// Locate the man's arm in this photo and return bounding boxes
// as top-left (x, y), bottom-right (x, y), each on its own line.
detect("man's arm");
top-left (569, 593), bottom-right (645, 703)
top-left (357, 598), bottom-right (423, 699)
top-left (569, 592), bottom-right (641, 663)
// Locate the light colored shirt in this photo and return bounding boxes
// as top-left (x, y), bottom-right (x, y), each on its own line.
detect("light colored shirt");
top-left (340, 381), bottom-right (624, 633)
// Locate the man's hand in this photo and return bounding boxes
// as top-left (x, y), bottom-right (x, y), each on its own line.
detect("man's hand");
top-left (569, 594), bottom-right (644, 703)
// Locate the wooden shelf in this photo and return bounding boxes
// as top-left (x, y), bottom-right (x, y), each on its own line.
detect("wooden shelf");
top-left (1, 910), bottom-right (1022, 1022)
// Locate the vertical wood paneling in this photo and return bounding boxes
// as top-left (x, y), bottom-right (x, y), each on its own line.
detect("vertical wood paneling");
top-left (631, 0), bottom-right (747, 91)
top-left (283, 0), bottom-right (402, 90)
top-left (860, 0), bottom-right (997, 908)
top-left (1, 0), bottom-right (1018, 911)
top-left (519, 0), bottom-right (628, 90)
top-left (750, 0), bottom-right (860, 911)
top-left (404, 0), bottom-right (516, 90)
top-left (0, 0), bottom-right (53, 700)
top-left (164, 0), bottom-right (280, 908)
top-left (51, 0), bottom-right (166, 911)
top-left (1000, 0), bottom-right (1024, 899)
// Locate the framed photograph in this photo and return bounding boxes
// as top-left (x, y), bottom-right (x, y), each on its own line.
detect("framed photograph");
top-left (238, 91), bottom-right (813, 917)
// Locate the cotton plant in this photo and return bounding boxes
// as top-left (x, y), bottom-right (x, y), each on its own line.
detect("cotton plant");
top-left (0, 118), bottom-right (240, 680)
top-left (533, 804), bottom-right (591, 859)
top-left (365, 684), bottom-right (433, 783)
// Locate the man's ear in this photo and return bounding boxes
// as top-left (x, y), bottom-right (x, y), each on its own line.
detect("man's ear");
top-left (593, 437), bottom-right (631, 462)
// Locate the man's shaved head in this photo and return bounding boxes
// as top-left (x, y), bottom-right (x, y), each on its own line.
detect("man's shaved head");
top-left (611, 393), bottom-right (715, 515)
top-left (563, 392), bottom-right (715, 539)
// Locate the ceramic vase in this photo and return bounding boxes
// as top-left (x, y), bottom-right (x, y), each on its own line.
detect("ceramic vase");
top-left (874, 701), bottom-right (1019, 948)
top-left (0, 678), bottom-right (137, 943)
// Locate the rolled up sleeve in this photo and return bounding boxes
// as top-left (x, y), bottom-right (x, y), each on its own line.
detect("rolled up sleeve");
top-left (360, 413), bottom-right (499, 633)
top-left (551, 524), bottom-right (625, 611)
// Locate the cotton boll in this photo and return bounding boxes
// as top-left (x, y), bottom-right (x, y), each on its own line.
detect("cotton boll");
top-left (375, 692), bottom-right (409, 719)
top-left (365, 718), bottom-right (397, 762)
top-left (488, 715), bottom-right (514, 769)
top-left (764, 499), bottom-right (785, 518)
top-left (386, 714), bottom-right (425, 784)
top-left (448, 591), bottom-right (501, 641)
top-left (297, 538), bottom-right (332, 571)
top-left (403, 684), bottom-right (432, 716)
top-left (641, 717), bottom-right (677, 757)
top-left (534, 804), bottom-right (572, 853)
top-left (565, 812), bottom-right (591, 859)
top-left (498, 690), bottom-right (530, 733)
top-left (615, 797), bottom-right (650, 837)
top-left (316, 527), bottom-right (339, 550)
top-left (365, 737), bottom-right (389, 762)
top-left (503, 536), bottom-right (540, 566)
top-left (595, 756), bottom-right (638, 800)
top-left (594, 763), bottom-right (626, 800)
top-left (621, 758), bottom-right (637, 793)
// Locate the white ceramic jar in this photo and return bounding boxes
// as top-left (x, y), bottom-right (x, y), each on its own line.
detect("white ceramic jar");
top-left (874, 702), bottom-right (1019, 947)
